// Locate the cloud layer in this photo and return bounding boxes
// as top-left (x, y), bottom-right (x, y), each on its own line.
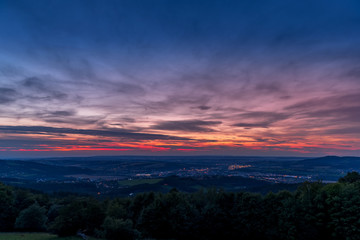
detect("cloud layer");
top-left (0, 0), bottom-right (360, 157)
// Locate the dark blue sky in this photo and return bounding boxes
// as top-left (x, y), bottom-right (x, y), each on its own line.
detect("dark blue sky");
top-left (1, 0), bottom-right (360, 157)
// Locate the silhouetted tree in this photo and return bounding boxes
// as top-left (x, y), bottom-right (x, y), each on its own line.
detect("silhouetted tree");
top-left (339, 171), bottom-right (360, 183)
top-left (102, 217), bottom-right (139, 240)
top-left (15, 203), bottom-right (47, 231)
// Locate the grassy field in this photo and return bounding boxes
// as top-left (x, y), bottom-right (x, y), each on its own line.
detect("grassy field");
top-left (0, 233), bottom-right (102, 240)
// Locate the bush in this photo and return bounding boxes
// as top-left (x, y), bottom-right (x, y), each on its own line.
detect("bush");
top-left (102, 217), bottom-right (139, 240)
top-left (15, 203), bottom-right (47, 231)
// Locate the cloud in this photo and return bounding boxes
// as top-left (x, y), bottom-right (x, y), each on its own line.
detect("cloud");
top-left (254, 137), bottom-right (287, 144)
top-left (23, 77), bottom-right (46, 89)
top-left (38, 110), bottom-right (100, 125)
top-left (0, 138), bottom-right (101, 148)
top-left (0, 125), bottom-right (191, 141)
top-left (22, 77), bottom-right (68, 100)
top-left (45, 110), bottom-right (76, 117)
top-left (152, 120), bottom-right (222, 132)
top-left (324, 126), bottom-right (360, 135)
top-left (306, 106), bottom-right (360, 123)
top-left (1, 0), bottom-right (360, 157)
top-left (197, 105), bottom-right (211, 110)
top-left (255, 82), bottom-right (284, 94)
top-left (43, 118), bottom-right (100, 125)
top-left (233, 122), bottom-right (270, 128)
top-left (284, 94), bottom-right (360, 127)
top-left (0, 88), bottom-right (17, 104)
top-left (0, 64), bottom-right (24, 77)
top-left (136, 93), bottom-right (212, 115)
top-left (115, 82), bottom-right (146, 95)
top-left (233, 111), bottom-right (289, 128)
top-left (285, 93), bottom-right (360, 111)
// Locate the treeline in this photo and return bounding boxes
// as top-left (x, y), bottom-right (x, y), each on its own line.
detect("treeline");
top-left (1, 172), bottom-right (360, 240)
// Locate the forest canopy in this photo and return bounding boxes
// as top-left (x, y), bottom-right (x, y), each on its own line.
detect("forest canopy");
top-left (0, 172), bottom-right (360, 240)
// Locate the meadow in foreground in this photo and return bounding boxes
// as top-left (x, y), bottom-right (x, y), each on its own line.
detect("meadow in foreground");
top-left (0, 233), bottom-right (101, 240)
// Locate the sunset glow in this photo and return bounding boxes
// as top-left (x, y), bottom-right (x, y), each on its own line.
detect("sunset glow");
top-left (1, 0), bottom-right (360, 157)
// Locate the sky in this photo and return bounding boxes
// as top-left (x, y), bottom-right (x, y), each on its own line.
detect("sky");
top-left (0, 0), bottom-right (360, 157)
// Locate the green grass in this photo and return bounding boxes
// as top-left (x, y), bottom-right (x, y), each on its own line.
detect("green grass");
top-left (118, 178), bottom-right (163, 186)
top-left (0, 233), bottom-right (102, 240)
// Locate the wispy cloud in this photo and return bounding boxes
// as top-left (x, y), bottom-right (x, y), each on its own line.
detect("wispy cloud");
top-left (22, 77), bottom-right (68, 100)
top-left (0, 88), bottom-right (17, 104)
top-left (152, 120), bottom-right (222, 132)
top-left (0, 125), bottom-right (191, 141)
top-left (1, 0), bottom-right (360, 156)
top-left (233, 112), bottom-right (290, 128)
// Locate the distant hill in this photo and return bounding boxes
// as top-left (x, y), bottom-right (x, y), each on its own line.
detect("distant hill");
top-left (0, 159), bottom-right (93, 179)
top-left (0, 155), bottom-right (359, 194)
top-left (2, 155), bottom-right (359, 181)
top-left (0, 175), bottom-right (300, 197)
top-left (293, 156), bottom-right (360, 169)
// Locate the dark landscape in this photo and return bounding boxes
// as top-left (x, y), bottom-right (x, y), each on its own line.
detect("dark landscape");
top-left (2, 0), bottom-right (360, 239)
top-left (1, 157), bottom-right (360, 240)
top-left (0, 155), bottom-right (358, 197)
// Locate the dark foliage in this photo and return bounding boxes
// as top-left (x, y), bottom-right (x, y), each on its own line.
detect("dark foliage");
top-left (15, 203), bottom-right (47, 231)
top-left (0, 172), bottom-right (360, 239)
